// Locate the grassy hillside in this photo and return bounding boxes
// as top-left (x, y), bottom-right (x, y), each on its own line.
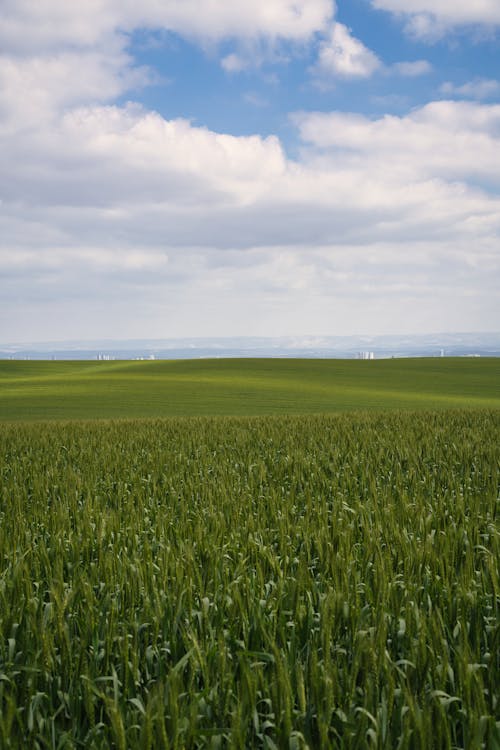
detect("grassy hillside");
top-left (1, 357), bottom-right (499, 420)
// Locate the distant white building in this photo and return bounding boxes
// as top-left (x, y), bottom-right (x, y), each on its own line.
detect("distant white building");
top-left (359, 351), bottom-right (375, 360)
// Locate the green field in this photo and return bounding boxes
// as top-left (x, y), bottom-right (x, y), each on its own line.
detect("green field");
top-left (0, 412), bottom-right (498, 748)
top-left (1, 358), bottom-right (499, 420)
top-left (1, 360), bottom-right (499, 747)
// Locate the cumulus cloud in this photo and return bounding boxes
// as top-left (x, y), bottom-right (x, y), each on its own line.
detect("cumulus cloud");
top-left (370, 0), bottom-right (500, 38)
top-left (0, 0), bottom-right (334, 54)
top-left (2, 94), bottom-right (500, 338)
top-left (1, 1), bottom-right (499, 340)
top-left (8, 96), bottom-right (498, 237)
top-left (0, 0), bottom-right (335, 109)
top-left (294, 101), bottom-right (500, 187)
top-left (0, 48), bottom-right (151, 130)
top-left (314, 23), bottom-right (381, 79)
top-left (313, 26), bottom-right (430, 82)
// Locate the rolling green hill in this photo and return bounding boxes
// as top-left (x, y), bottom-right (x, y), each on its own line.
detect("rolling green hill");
top-left (1, 357), bottom-right (498, 421)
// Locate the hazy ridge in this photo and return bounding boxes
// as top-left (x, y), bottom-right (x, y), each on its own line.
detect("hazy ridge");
top-left (2, 332), bottom-right (500, 360)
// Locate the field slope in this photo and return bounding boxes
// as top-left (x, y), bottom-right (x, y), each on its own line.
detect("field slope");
top-left (1, 357), bottom-right (499, 420)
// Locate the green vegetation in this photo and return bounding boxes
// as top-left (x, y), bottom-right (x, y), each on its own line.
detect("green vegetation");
top-left (0, 412), bottom-right (498, 748)
top-left (1, 357), bottom-right (499, 421)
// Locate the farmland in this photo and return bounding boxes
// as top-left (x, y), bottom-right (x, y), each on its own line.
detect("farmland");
top-left (0, 360), bottom-right (499, 747)
top-left (0, 357), bottom-right (499, 421)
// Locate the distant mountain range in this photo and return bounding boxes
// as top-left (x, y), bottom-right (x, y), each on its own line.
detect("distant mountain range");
top-left (1, 332), bottom-right (499, 360)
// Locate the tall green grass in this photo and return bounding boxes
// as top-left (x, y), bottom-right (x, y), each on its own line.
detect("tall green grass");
top-left (0, 411), bottom-right (498, 747)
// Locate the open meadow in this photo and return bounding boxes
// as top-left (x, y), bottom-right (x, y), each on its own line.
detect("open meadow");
top-left (0, 360), bottom-right (499, 748)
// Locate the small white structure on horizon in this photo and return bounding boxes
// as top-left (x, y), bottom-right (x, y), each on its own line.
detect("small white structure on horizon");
top-left (359, 351), bottom-right (375, 360)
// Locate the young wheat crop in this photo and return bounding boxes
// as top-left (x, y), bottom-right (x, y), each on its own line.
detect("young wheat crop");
top-left (0, 412), bottom-right (498, 748)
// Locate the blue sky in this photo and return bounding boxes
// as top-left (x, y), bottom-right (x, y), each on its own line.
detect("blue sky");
top-left (131, 7), bottom-right (498, 144)
top-left (1, 1), bottom-right (499, 343)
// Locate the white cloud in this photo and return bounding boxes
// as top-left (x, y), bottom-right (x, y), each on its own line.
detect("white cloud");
top-left (0, 0), bottom-right (334, 55)
top-left (294, 101), bottom-right (500, 187)
top-left (370, 0), bottom-right (500, 38)
top-left (392, 60), bottom-right (432, 77)
top-left (221, 53), bottom-right (248, 73)
top-left (2, 97), bottom-right (499, 339)
top-left (1, 1), bottom-right (499, 340)
top-left (0, 48), bottom-right (150, 129)
top-left (315, 23), bottom-right (381, 78)
top-left (441, 79), bottom-right (500, 100)
top-left (0, 1), bottom-right (335, 97)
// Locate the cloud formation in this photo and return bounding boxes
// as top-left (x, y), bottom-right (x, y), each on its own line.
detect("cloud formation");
top-left (371, 0), bottom-right (500, 38)
top-left (0, 0), bottom-right (334, 53)
top-left (314, 22), bottom-right (381, 78)
top-left (0, 0), bottom-right (335, 102)
top-left (295, 101), bottom-right (500, 187)
top-left (441, 79), bottom-right (500, 101)
top-left (1, 1), bottom-right (499, 341)
top-left (2, 90), bottom-right (499, 338)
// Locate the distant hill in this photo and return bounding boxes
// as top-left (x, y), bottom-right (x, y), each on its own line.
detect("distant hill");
top-left (1, 332), bottom-right (499, 361)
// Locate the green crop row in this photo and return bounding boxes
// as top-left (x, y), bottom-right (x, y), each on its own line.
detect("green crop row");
top-left (0, 412), bottom-right (498, 748)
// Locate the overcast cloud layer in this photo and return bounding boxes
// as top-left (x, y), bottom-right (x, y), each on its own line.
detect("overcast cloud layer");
top-left (1, 0), bottom-right (499, 342)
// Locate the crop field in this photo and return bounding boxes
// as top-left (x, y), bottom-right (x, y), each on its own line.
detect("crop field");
top-left (0, 410), bottom-right (499, 748)
top-left (1, 357), bottom-right (499, 421)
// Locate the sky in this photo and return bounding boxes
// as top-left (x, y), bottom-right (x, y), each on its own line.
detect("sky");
top-left (1, 0), bottom-right (499, 344)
